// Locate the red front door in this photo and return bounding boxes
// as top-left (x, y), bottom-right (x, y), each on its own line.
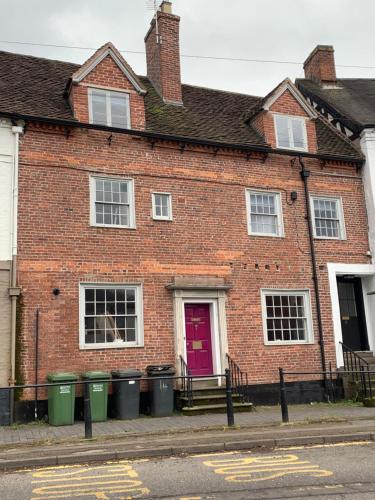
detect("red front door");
top-left (185, 303), bottom-right (213, 376)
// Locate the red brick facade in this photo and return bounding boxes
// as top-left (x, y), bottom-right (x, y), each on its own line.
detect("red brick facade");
top-left (16, 113), bottom-right (369, 389)
top-left (10, 9), bottom-right (369, 399)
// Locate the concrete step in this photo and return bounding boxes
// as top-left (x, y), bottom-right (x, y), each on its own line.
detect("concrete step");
top-left (181, 402), bottom-right (253, 416)
top-left (192, 379), bottom-right (221, 390)
top-left (187, 387), bottom-right (226, 397)
top-left (179, 394), bottom-right (241, 407)
top-left (356, 351), bottom-right (374, 357)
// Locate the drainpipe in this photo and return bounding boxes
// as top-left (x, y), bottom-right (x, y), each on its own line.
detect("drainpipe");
top-left (9, 124), bottom-right (23, 423)
top-left (299, 157), bottom-right (328, 396)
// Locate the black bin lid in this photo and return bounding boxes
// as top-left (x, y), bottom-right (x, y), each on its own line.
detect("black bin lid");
top-left (111, 369), bottom-right (143, 378)
top-left (146, 364), bottom-right (175, 375)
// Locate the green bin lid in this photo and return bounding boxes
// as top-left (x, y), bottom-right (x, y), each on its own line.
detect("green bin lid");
top-left (111, 369), bottom-right (143, 378)
top-left (83, 371), bottom-right (111, 380)
top-left (47, 372), bottom-right (78, 382)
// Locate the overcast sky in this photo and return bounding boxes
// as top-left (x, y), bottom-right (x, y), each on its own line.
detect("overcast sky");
top-left (1, 0), bottom-right (375, 96)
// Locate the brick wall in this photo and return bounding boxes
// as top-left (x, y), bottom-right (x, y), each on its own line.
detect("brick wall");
top-left (16, 121), bottom-right (369, 389)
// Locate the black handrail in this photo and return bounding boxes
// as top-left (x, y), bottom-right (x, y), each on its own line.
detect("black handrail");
top-left (179, 355), bottom-right (194, 407)
top-left (226, 354), bottom-right (251, 403)
top-left (279, 366), bottom-right (375, 423)
top-left (340, 342), bottom-right (372, 399)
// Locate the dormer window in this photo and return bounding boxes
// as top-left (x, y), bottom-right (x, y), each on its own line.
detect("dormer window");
top-left (274, 115), bottom-right (307, 151)
top-left (88, 88), bottom-right (130, 129)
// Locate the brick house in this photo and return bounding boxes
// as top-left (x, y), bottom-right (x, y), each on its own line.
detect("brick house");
top-left (0, 2), bottom-right (370, 419)
top-left (297, 46), bottom-right (375, 368)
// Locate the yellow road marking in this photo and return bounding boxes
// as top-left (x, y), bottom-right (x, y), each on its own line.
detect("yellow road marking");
top-left (31, 487), bottom-right (149, 500)
top-left (190, 451), bottom-right (240, 458)
top-left (179, 497), bottom-right (202, 500)
top-left (31, 460), bottom-right (150, 499)
top-left (203, 453), bottom-right (333, 483)
top-left (32, 462), bottom-right (134, 478)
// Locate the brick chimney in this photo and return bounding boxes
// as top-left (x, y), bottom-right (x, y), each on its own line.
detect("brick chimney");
top-left (303, 45), bottom-right (337, 85)
top-left (145, 1), bottom-right (183, 105)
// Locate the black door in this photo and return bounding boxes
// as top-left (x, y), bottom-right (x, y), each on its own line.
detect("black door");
top-left (337, 277), bottom-right (369, 351)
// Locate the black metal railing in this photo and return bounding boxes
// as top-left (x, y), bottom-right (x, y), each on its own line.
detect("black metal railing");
top-left (0, 371), bottom-right (235, 438)
top-left (179, 356), bottom-right (194, 407)
top-left (340, 342), bottom-right (373, 398)
top-left (226, 353), bottom-right (251, 403)
top-left (278, 367), bottom-right (374, 423)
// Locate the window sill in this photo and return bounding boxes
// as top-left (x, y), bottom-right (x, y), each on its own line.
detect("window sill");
top-left (91, 223), bottom-right (136, 230)
top-left (153, 217), bottom-right (173, 222)
top-left (276, 145), bottom-right (308, 152)
top-left (80, 342), bottom-right (144, 350)
top-left (264, 340), bottom-right (314, 346)
top-left (313, 235), bottom-right (344, 241)
top-left (248, 232), bottom-right (284, 238)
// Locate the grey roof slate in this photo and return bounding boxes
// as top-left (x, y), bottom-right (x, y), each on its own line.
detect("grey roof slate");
top-left (297, 78), bottom-right (375, 128)
top-left (0, 50), bottom-right (362, 161)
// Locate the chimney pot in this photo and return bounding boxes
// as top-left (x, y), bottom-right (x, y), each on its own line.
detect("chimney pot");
top-left (160, 1), bottom-right (172, 14)
top-left (303, 45), bottom-right (337, 85)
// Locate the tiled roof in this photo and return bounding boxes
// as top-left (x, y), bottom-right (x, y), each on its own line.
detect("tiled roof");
top-left (297, 78), bottom-right (375, 128)
top-left (141, 77), bottom-right (266, 147)
top-left (0, 50), bottom-right (78, 120)
top-left (0, 50), bottom-right (362, 161)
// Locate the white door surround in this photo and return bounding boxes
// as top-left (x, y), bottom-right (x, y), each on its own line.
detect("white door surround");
top-left (327, 263), bottom-right (375, 368)
top-left (170, 288), bottom-right (229, 378)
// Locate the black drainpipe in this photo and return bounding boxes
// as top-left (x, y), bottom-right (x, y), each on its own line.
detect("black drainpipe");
top-left (299, 157), bottom-right (328, 396)
top-left (34, 308), bottom-right (39, 421)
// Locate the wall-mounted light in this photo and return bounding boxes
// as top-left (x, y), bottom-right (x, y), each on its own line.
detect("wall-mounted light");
top-left (290, 191), bottom-right (298, 202)
top-left (52, 288), bottom-right (60, 296)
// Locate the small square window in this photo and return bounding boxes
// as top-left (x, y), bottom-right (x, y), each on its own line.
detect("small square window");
top-left (152, 193), bottom-right (172, 221)
top-left (261, 290), bottom-right (313, 344)
top-left (274, 115), bottom-right (307, 151)
top-left (311, 196), bottom-right (345, 239)
top-left (246, 190), bottom-right (283, 237)
top-left (89, 88), bottom-right (130, 129)
top-left (90, 177), bottom-right (135, 228)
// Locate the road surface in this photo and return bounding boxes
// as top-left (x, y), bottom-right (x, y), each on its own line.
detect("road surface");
top-left (1, 441), bottom-right (375, 499)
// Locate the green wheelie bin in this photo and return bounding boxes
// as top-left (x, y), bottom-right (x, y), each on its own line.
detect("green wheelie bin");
top-left (47, 372), bottom-right (78, 426)
top-left (82, 371), bottom-right (110, 422)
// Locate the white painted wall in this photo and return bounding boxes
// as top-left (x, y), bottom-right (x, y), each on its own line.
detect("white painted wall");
top-left (327, 263), bottom-right (375, 367)
top-left (360, 129), bottom-right (375, 258)
top-left (0, 119), bottom-right (15, 262)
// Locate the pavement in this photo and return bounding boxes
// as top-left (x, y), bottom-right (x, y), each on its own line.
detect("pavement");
top-left (0, 403), bottom-right (374, 470)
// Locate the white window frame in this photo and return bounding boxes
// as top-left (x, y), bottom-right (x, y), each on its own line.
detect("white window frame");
top-left (79, 283), bottom-right (144, 350)
top-left (89, 176), bottom-right (136, 229)
top-left (88, 87), bottom-right (131, 128)
top-left (310, 195), bottom-right (346, 240)
top-left (245, 189), bottom-right (284, 237)
top-left (261, 289), bottom-right (314, 345)
top-left (152, 192), bottom-right (173, 221)
top-left (273, 114), bottom-right (308, 152)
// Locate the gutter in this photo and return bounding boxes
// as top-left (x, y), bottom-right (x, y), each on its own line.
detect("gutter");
top-left (9, 124), bottom-right (23, 424)
top-left (0, 110), bottom-right (364, 166)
